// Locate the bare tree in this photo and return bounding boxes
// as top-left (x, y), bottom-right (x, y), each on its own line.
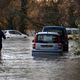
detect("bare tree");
top-left (0, 0), bottom-right (11, 9)
top-left (20, 0), bottom-right (28, 33)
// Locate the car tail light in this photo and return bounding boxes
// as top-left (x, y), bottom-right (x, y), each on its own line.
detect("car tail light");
top-left (65, 35), bottom-right (68, 40)
top-left (55, 35), bottom-right (61, 43)
top-left (33, 35), bottom-right (37, 49)
top-left (33, 43), bottom-right (36, 49)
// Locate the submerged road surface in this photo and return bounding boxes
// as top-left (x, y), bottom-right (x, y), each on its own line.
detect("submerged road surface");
top-left (0, 37), bottom-right (80, 80)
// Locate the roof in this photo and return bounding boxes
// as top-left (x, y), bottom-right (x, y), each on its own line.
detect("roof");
top-left (43, 26), bottom-right (65, 29)
top-left (66, 28), bottom-right (79, 30)
top-left (36, 32), bottom-right (59, 35)
top-left (3, 30), bottom-right (17, 31)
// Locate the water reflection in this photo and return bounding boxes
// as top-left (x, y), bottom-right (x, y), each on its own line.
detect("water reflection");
top-left (32, 54), bottom-right (63, 61)
top-left (0, 39), bottom-right (80, 80)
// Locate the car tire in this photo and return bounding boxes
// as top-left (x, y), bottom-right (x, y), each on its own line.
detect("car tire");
top-left (63, 47), bottom-right (68, 52)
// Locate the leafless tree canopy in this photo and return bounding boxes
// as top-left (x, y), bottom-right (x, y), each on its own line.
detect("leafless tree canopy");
top-left (0, 0), bottom-right (80, 32)
top-left (0, 0), bottom-right (11, 9)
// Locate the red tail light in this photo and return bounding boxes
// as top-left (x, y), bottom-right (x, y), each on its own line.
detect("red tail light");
top-left (55, 35), bottom-right (62, 49)
top-left (33, 35), bottom-right (37, 49)
top-left (65, 35), bottom-right (68, 40)
top-left (55, 35), bottom-right (61, 43)
top-left (33, 43), bottom-right (36, 49)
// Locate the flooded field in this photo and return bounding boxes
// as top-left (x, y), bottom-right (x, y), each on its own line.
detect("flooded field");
top-left (0, 37), bottom-right (80, 80)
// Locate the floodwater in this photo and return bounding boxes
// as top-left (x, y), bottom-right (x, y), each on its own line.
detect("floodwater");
top-left (0, 37), bottom-right (80, 80)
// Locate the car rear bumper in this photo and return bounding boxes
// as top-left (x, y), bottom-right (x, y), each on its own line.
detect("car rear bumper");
top-left (32, 49), bottom-right (63, 56)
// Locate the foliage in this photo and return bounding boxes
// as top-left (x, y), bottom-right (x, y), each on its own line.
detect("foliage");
top-left (68, 2), bottom-right (77, 27)
top-left (0, 0), bottom-right (80, 32)
top-left (0, 0), bottom-right (11, 9)
top-left (42, 4), bottom-right (61, 26)
top-left (19, 0), bottom-right (28, 33)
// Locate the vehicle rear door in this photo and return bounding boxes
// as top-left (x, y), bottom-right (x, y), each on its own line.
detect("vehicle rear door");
top-left (36, 34), bottom-right (60, 50)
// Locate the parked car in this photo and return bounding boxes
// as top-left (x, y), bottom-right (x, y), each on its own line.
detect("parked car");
top-left (66, 28), bottom-right (79, 40)
top-left (3, 30), bottom-right (28, 39)
top-left (32, 32), bottom-right (63, 56)
top-left (42, 26), bottom-right (68, 52)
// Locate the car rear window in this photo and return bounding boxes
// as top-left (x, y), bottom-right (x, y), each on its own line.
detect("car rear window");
top-left (37, 34), bottom-right (58, 43)
top-left (43, 28), bottom-right (63, 35)
top-left (67, 30), bottom-right (72, 34)
top-left (73, 30), bottom-right (79, 34)
top-left (67, 30), bottom-right (79, 34)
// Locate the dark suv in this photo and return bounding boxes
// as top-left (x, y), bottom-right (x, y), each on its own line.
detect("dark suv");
top-left (42, 26), bottom-right (68, 52)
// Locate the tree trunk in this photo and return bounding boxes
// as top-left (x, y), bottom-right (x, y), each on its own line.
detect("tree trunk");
top-left (20, 0), bottom-right (28, 33)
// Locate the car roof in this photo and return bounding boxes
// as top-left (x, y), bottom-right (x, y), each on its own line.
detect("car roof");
top-left (36, 32), bottom-right (59, 35)
top-left (3, 30), bottom-right (18, 31)
top-left (66, 28), bottom-right (79, 30)
top-left (43, 26), bottom-right (65, 29)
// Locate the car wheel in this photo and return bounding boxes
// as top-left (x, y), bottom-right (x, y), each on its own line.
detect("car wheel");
top-left (63, 47), bottom-right (68, 52)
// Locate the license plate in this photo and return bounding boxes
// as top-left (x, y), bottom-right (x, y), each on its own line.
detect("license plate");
top-left (41, 45), bottom-right (53, 47)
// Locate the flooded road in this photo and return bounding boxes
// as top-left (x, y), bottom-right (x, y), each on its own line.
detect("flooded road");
top-left (0, 37), bottom-right (80, 80)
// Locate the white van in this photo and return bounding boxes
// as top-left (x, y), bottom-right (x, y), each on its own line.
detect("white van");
top-left (66, 28), bottom-right (79, 40)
